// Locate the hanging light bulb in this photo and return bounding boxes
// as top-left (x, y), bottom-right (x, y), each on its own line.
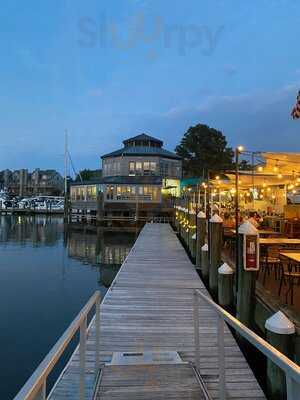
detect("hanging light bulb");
top-left (263, 182), bottom-right (267, 188)
top-left (278, 173), bottom-right (283, 179)
top-left (258, 166), bottom-right (263, 172)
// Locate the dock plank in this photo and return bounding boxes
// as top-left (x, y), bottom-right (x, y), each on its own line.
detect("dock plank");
top-left (50, 223), bottom-right (266, 400)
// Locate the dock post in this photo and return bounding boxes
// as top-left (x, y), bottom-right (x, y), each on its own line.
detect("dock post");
top-left (174, 206), bottom-right (179, 230)
top-left (201, 244), bottom-right (209, 282)
top-left (183, 207), bottom-right (188, 246)
top-left (236, 221), bottom-right (258, 327)
top-left (188, 209), bottom-right (196, 261)
top-left (196, 211), bottom-right (206, 269)
top-left (218, 263), bottom-right (234, 311)
top-left (265, 311), bottom-right (295, 400)
top-left (209, 214), bottom-right (223, 298)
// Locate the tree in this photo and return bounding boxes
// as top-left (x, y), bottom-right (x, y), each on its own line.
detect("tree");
top-left (75, 169), bottom-right (102, 182)
top-left (175, 124), bottom-right (234, 178)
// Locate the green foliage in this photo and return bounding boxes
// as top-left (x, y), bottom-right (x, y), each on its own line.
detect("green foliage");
top-left (175, 124), bottom-right (234, 178)
top-left (75, 169), bottom-right (102, 182)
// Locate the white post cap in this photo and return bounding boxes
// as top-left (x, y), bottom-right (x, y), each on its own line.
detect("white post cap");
top-left (210, 214), bottom-right (223, 223)
top-left (197, 211), bottom-right (206, 218)
top-left (218, 262), bottom-right (234, 275)
top-left (265, 311), bottom-right (295, 335)
top-left (201, 243), bottom-right (208, 251)
top-left (192, 233), bottom-right (196, 240)
top-left (238, 220), bottom-right (258, 235)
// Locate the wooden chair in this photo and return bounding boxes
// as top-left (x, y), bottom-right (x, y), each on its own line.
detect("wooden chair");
top-left (278, 254), bottom-right (300, 305)
top-left (260, 245), bottom-right (282, 284)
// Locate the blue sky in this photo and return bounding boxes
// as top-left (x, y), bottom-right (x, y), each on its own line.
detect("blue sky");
top-left (1, 0), bottom-right (300, 174)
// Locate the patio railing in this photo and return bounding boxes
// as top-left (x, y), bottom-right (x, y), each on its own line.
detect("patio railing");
top-left (193, 289), bottom-right (300, 400)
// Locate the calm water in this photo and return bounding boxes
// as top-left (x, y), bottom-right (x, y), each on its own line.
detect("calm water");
top-left (0, 215), bottom-right (135, 400)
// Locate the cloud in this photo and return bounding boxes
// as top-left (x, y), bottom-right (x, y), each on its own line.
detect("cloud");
top-left (127, 82), bottom-right (300, 152)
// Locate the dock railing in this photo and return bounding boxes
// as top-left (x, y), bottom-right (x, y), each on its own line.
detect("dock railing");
top-left (14, 291), bottom-right (101, 400)
top-left (193, 289), bottom-right (300, 400)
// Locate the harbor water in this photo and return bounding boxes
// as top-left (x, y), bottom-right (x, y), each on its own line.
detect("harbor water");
top-left (0, 215), bottom-right (135, 399)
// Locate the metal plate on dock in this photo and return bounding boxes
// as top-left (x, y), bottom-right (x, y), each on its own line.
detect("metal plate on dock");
top-left (110, 351), bottom-right (183, 365)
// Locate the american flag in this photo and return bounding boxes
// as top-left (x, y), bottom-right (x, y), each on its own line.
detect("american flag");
top-left (291, 90), bottom-right (300, 119)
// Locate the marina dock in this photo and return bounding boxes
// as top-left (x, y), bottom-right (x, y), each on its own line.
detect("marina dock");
top-left (48, 223), bottom-right (265, 400)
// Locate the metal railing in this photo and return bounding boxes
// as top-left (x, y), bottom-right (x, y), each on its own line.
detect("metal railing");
top-left (14, 291), bottom-right (101, 400)
top-left (193, 289), bottom-right (300, 400)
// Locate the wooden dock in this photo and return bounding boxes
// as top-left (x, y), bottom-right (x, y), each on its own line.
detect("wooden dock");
top-left (49, 223), bottom-right (266, 400)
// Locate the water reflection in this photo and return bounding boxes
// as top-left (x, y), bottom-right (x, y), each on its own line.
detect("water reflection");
top-left (65, 226), bottom-right (134, 287)
top-left (0, 215), bottom-right (63, 246)
top-left (0, 215), bottom-right (135, 400)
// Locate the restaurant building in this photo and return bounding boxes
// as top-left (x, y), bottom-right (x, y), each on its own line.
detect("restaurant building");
top-left (70, 133), bottom-right (182, 222)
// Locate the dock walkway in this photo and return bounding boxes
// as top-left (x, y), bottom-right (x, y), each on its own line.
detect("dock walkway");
top-left (50, 223), bottom-right (265, 400)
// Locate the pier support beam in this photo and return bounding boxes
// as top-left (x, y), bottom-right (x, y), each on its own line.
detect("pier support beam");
top-left (265, 311), bottom-right (295, 400)
top-left (201, 244), bottom-right (209, 282)
top-left (188, 209), bottom-right (196, 261)
top-left (209, 214), bottom-right (223, 298)
top-left (218, 263), bottom-right (234, 311)
top-left (196, 211), bottom-right (206, 269)
top-left (236, 221), bottom-right (258, 328)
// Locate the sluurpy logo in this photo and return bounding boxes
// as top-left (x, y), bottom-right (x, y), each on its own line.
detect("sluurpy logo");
top-left (77, 13), bottom-right (224, 60)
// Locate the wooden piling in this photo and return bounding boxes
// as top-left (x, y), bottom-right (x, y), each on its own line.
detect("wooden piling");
top-left (236, 221), bottom-right (258, 327)
top-left (196, 211), bottom-right (206, 269)
top-left (209, 214), bottom-right (223, 298)
top-left (188, 209), bottom-right (196, 261)
top-left (201, 243), bottom-right (209, 282)
top-left (265, 311), bottom-right (295, 400)
top-left (218, 263), bottom-right (234, 310)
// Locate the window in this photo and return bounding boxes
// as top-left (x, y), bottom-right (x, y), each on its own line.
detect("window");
top-left (144, 161), bottom-right (150, 171)
top-left (106, 186), bottom-right (114, 200)
top-left (150, 162), bottom-right (156, 172)
top-left (76, 187), bottom-right (85, 201)
top-left (71, 188), bottom-right (76, 200)
top-left (86, 186), bottom-right (97, 200)
top-left (136, 162), bottom-right (142, 174)
top-left (129, 162), bottom-right (135, 174)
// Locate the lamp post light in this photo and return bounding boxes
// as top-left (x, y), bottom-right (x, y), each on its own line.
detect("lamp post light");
top-left (235, 146), bottom-right (244, 294)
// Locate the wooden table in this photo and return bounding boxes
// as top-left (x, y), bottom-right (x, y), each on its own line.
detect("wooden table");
top-left (227, 229), bottom-right (281, 237)
top-left (279, 252), bottom-right (300, 263)
top-left (259, 238), bottom-right (300, 246)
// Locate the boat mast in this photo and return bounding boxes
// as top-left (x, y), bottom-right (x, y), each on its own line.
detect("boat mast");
top-left (64, 129), bottom-right (68, 197)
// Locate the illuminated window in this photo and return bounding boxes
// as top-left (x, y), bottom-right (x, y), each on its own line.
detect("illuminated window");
top-left (129, 162), bottom-right (135, 174)
top-left (136, 162), bottom-right (142, 174)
